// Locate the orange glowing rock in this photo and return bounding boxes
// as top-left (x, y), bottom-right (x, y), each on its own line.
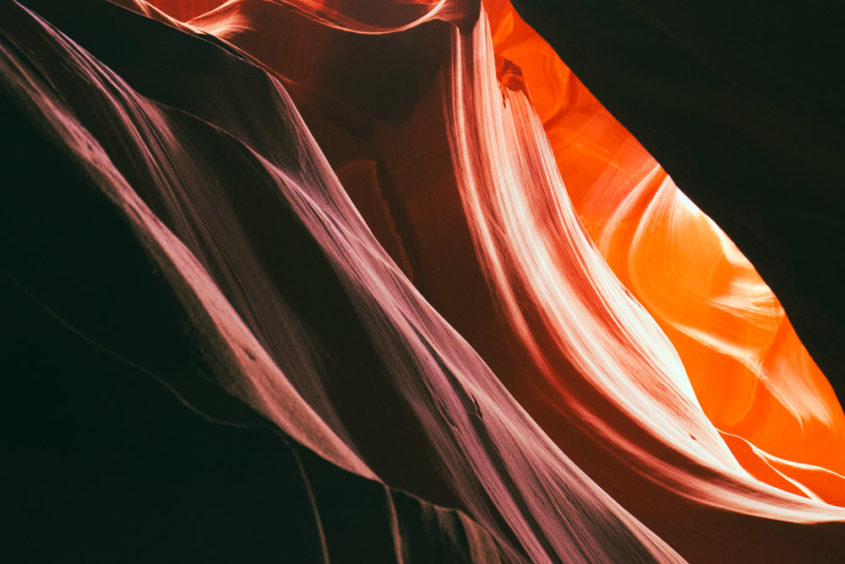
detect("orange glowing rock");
top-left (484, 0), bottom-right (845, 504)
top-left (5, 0), bottom-right (845, 560)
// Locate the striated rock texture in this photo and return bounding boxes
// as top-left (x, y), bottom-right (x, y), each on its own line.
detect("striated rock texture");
top-left (3, 0), bottom-right (844, 562)
top-left (509, 0), bottom-right (845, 408)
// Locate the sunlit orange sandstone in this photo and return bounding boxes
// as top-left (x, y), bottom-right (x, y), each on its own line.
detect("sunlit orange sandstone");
top-left (140, 0), bottom-right (845, 506)
top-left (484, 0), bottom-right (845, 505)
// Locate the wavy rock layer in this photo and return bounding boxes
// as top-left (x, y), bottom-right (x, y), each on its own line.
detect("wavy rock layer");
top-left (3, 0), bottom-right (844, 562)
top-left (482, 0), bottom-right (845, 507)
